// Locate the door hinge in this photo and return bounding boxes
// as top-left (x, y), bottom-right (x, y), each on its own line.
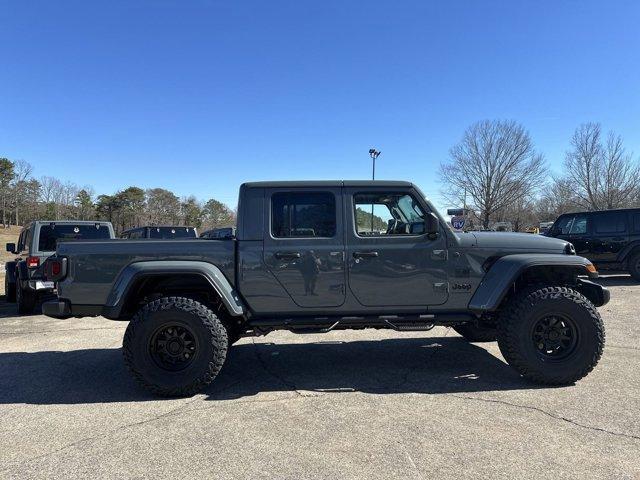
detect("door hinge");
top-left (431, 249), bottom-right (448, 260)
top-left (433, 282), bottom-right (449, 292)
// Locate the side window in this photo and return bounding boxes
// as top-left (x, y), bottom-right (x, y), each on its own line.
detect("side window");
top-left (634, 213), bottom-right (640, 233)
top-left (569, 215), bottom-right (587, 235)
top-left (129, 229), bottom-right (144, 239)
top-left (553, 215), bottom-right (574, 235)
top-left (271, 191), bottom-right (336, 238)
top-left (19, 228), bottom-right (33, 252)
top-left (17, 231), bottom-right (25, 252)
top-left (353, 192), bottom-right (425, 236)
top-left (24, 228), bottom-right (33, 251)
top-left (594, 212), bottom-right (626, 234)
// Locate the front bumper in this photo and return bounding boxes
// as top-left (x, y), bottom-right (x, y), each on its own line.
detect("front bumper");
top-left (577, 279), bottom-right (610, 307)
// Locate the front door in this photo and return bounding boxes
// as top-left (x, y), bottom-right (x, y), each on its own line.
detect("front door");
top-left (550, 213), bottom-right (591, 256)
top-left (263, 187), bottom-right (346, 308)
top-left (344, 187), bottom-right (449, 307)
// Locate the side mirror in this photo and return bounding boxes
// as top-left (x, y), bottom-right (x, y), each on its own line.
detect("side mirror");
top-left (425, 212), bottom-right (439, 236)
top-left (6, 243), bottom-right (15, 254)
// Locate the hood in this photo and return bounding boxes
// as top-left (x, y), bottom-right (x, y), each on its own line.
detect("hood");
top-left (466, 231), bottom-right (571, 253)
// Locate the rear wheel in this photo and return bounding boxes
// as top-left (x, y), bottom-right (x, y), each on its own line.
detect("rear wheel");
top-left (497, 286), bottom-right (605, 385)
top-left (123, 296), bottom-right (228, 397)
top-left (627, 252), bottom-right (640, 281)
top-left (453, 323), bottom-right (497, 342)
top-left (16, 279), bottom-right (37, 314)
top-left (5, 278), bottom-right (16, 303)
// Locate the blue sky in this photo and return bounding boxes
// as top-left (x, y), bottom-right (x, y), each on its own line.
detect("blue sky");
top-left (1, 0), bottom-right (639, 211)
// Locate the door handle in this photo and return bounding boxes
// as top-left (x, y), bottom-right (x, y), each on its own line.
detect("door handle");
top-left (353, 251), bottom-right (379, 258)
top-left (274, 251), bottom-right (301, 260)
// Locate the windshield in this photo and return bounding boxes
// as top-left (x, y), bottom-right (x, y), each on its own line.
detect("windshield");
top-left (148, 227), bottom-right (197, 239)
top-left (38, 224), bottom-right (111, 251)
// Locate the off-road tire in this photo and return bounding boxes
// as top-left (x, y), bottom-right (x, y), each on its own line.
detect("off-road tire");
top-left (123, 296), bottom-right (228, 397)
top-left (5, 279), bottom-right (16, 303)
top-left (497, 286), bottom-right (605, 385)
top-left (627, 252), bottom-right (640, 281)
top-left (16, 280), bottom-right (37, 314)
top-left (453, 324), bottom-right (497, 342)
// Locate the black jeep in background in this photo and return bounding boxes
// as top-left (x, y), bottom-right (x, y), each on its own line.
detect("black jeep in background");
top-left (5, 220), bottom-right (115, 313)
top-left (199, 227), bottom-right (236, 239)
top-left (120, 226), bottom-right (197, 239)
top-left (545, 208), bottom-right (640, 280)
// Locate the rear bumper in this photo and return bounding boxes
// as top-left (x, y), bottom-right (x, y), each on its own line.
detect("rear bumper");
top-left (42, 300), bottom-right (103, 319)
top-left (42, 300), bottom-right (72, 319)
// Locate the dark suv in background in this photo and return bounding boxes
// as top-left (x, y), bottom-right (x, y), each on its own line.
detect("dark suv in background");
top-left (5, 220), bottom-right (115, 313)
top-left (199, 227), bottom-right (235, 239)
top-left (546, 208), bottom-right (640, 280)
top-left (120, 226), bottom-right (197, 239)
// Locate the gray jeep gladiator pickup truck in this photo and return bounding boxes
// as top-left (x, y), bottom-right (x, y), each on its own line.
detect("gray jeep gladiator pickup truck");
top-left (43, 181), bottom-right (609, 396)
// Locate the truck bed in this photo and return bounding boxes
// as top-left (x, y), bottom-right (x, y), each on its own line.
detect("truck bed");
top-left (55, 239), bottom-right (235, 308)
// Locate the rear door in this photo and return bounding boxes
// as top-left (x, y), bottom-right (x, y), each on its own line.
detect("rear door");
top-left (263, 187), bottom-right (346, 308)
top-left (344, 186), bottom-right (449, 307)
top-left (589, 211), bottom-right (629, 263)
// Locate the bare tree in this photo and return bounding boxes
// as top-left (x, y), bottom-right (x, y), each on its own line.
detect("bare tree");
top-left (440, 120), bottom-right (547, 228)
top-left (562, 123), bottom-right (640, 210)
top-left (39, 176), bottom-right (64, 219)
top-left (535, 178), bottom-right (581, 221)
top-left (11, 159), bottom-right (33, 226)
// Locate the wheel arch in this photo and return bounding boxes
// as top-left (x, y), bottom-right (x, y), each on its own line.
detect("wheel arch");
top-left (618, 241), bottom-right (640, 264)
top-left (104, 261), bottom-right (245, 320)
top-left (468, 254), bottom-right (600, 312)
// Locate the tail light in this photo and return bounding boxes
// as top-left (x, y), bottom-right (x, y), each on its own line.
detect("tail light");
top-left (45, 257), bottom-right (68, 282)
top-left (26, 256), bottom-right (40, 268)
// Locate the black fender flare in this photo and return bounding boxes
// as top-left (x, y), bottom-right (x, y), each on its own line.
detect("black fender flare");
top-left (103, 261), bottom-right (245, 319)
top-left (468, 254), bottom-right (597, 312)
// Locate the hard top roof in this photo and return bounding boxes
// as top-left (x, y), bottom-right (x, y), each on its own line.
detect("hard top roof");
top-left (122, 225), bottom-right (196, 233)
top-left (28, 220), bottom-right (112, 226)
top-left (557, 207), bottom-right (640, 217)
top-left (242, 180), bottom-right (413, 188)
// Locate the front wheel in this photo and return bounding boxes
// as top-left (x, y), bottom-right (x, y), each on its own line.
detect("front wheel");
top-left (123, 297), bottom-right (229, 397)
top-left (497, 286), bottom-right (605, 385)
top-left (627, 252), bottom-right (640, 281)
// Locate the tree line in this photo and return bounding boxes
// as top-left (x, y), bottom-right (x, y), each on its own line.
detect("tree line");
top-left (0, 159), bottom-right (235, 233)
top-left (2, 120), bottom-right (637, 234)
top-left (440, 121), bottom-right (640, 230)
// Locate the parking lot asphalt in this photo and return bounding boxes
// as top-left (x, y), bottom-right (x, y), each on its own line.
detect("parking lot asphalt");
top-left (0, 276), bottom-right (638, 479)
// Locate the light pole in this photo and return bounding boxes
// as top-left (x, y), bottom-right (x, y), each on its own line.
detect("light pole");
top-left (369, 148), bottom-right (381, 180)
top-left (368, 148), bottom-right (381, 232)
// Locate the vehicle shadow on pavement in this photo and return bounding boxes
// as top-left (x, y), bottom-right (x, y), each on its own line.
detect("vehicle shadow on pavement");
top-left (207, 337), bottom-right (543, 400)
top-left (0, 336), bottom-right (543, 405)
